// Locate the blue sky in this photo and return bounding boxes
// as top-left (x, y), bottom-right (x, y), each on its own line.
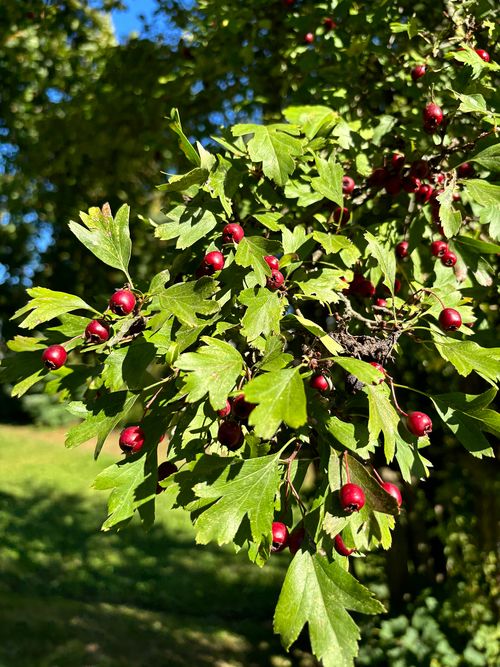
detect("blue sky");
top-left (111, 0), bottom-right (157, 41)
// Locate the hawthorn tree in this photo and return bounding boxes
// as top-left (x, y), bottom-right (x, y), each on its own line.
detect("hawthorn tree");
top-left (3, 2), bottom-right (500, 666)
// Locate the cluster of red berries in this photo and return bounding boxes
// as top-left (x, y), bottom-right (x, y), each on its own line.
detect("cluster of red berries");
top-left (216, 393), bottom-right (256, 450)
top-left (302, 16), bottom-right (337, 43)
top-left (118, 426), bottom-right (177, 492)
top-left (368, 152), bottom-right (447, 200)
top-left (41, 288), bottom-right (137, 371)
top-left (410, 48), bottom-right (490, 84)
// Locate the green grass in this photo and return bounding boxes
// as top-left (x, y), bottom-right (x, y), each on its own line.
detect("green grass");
top-left (0, 425), bottom-right (315, 667)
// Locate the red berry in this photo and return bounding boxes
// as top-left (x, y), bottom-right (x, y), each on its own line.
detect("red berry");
top-left (406, 411), bottom-right (432, 437)
top-left (410, 160), bottom-right (429, 179)
top-left (368, 167), bottom-right (388, 188)
top-left (334, 533), bottom-right (355, 557)
top-left (431, 240), bottom-right (448, 257)
top-left (41, 345), bottom-right (67, 370)
top-left (271, 521), bottom-right (289, 552)
top-left (333, 206), bottom-right (351, 224)
top-left (411, 64), bottom-right (426, 82)
top-left (339, 483), bottom-right (365, 513)
top-left (396, 241), bottom-right (409, 259)
top-left (323, 17), bottom-right (336, 31)
top-left (422, 103), bottom-right (444, 132)
top-left (217, 399), bottom-right (232, 418)
top-left (217, 421), bottom-right (243, 450)
top-left (350, 277), bottom-right (375, 299)
top-left (374, 297), bottom-right (387, 308)
top-left (441, 250), bottom-right (457, 267)
top-left (402, 175), bottom-right (421, 193)
top-left (342, 176), bottom-right (355, 194)
top-left (109, 289), bottom-right (136, 316)
top-left (439, 308), bottom-right (462, 331)
top-left (288, 525), bottom-right (305, 555)
top-left (232, 394), bottom-right (256, 420)
top-left (385, 176), bottom-right (402, 196)
top-left (156, 461), bottom-right (178, 493)
top-left (457, 163), bottom-right (474, 179)
top-left (475, 48), bottom-right (490, 63)
top-left (310, 373), bottom-right (331, 393)
top-left (264, 255), bottom-right (280, 270)
top-left (394, 278), bottom-right (401, 294)
top-left (202, 251), bottom-right (225, 273)
top-left (222, 223), bottom-right (244, 244)
top-left (85, 319), bottom-right (110, 343)
top-left (369, 362), bottom-right (386, 383)
top-left (119, 425), bottom-right (146, 454)
top-left (381, 482), bottom-right (402, 507)
top-left (266, 269), bottom-right (285, 290)
top-left (415, 183), bottom-right (434, 204)
top-left (391, 153), bottom-right (405, 172)
top-left (304, 32), bottom-right (314, 44)
top-left (432, 172), bottom-right (445, 185)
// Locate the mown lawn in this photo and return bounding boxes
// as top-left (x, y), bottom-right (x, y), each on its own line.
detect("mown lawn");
top-left (0, 425), bottom-right (315, 667)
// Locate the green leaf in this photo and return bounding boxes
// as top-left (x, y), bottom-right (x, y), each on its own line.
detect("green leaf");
top-left (296, 269), bottom-right (344, 303)
top-left (463, 180), bottom-right (500, 207)
top-left (6, 336), bottom-right (46, 352)
top-left (311, 155), bottom-right (343, 206)
top-left (365, 385), bottom-right (400, 462)
top-left (257, 338), bottom-right (294, 372)
top-left (274, 551), bottom-right (384, 667)
top-left (437, 186), bottom-right (462, 237)
top-left (11, 287), bottom-right (95, 330)
top-left (430, 390), bottom-right (498, 458)
top-left (102, 340), bottom-right (157, 391)
top-left (93, 448), bottom-right (157, 530)
top-left (322, 416), bottom-right (371, 455)
top-left (168, 108), bottom-right (200, 166)
top-left (234, 236), bottom-right (281, 285)
top-left (432, 335), bottom-right (500, 384)
top-left (65, 392), bottom-right (138, 458)
top-left (68, 204), bottom-right (133, 282)
top-left (364, 232), bottom-right (396, 296)
top-left (468, 143), bottom-right (500, 171)
top-left (232, 123), bottom-right (303, 186)
top-left (156, 167), bottom-right (208, 193)
top-left (456, 93), bottom-right (488, 115)
top-left (154, 205), bottom-right (218, 249)
top-left (283, 105), bottom-right (338, 139)
top-left (192, 453), bottom-right (282, 545)
top-left (159, 278), bottom-right (220, 327)
top-left (291, 314), bottom-right (343, 355)
top-left (239, 287), bottom-right (282, 342)
top-left (175, 336), bottom-right (244, 409)
top-left (395, 432), bottom-right (432, 483)
top-left (455, 235), bottom-right (500, 254)
top-left (148, 269), bottom-right (171, 295)
top-left (244, 368), bottom-right (307, 439)
top-left (313, 232), bottom-right (360, 266)
top-left (334, 358), bottom-right (386, 385)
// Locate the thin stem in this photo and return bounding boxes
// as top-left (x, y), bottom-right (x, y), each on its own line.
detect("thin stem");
top-left (392, 383), bottom-right (431, 400)
top-left (344, 450), bottom-right (351, 484)
top-left (387, 376), bottom-right (408, 417)
top-left (371, 465), bottom-right (384, 485)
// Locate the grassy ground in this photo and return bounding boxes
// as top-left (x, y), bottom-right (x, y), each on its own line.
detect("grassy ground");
top-left (0, 425), bottom-right (316, 667)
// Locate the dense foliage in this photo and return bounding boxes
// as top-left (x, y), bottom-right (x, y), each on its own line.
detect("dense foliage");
top-left (2, 1), bottom-right (499, 665)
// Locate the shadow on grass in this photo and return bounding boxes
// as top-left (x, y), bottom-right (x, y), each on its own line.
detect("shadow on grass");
top-left (0, 488), bottom-right (315, 667)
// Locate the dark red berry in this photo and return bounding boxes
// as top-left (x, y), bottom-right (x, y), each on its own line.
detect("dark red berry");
top-left (119, 425), bottom-right (146, 454)
top-left (391, 153), bottom-right (405, 172)
top-left (422, 103), bottom-right (444, 133)
top-left (323, 17), bottom-right (336, 31)
top-left (232, 394), bottom-right (256, 420)
top-left (217, 399), bottom-right (232, 418)
top-left (415, 183), bottom-right (434, 204)
top-left (411, 64), bottom-right (426, 82)
top-left (410, 160), bottom-right (429, 179)
top-left (339, 483), bottom-right (365, 513)
top-left (431, 240), bottom-right (448, 257)
top-left (402, 175), bottom-right (421, 193)
top-left (222, 223), bottom-right (244, 244)
top-left (457, 163), bottom-right (475, 179)
top-left (42, 345), bottom-right (67, 370)
top-left (156, 461), bottom-right (178, 493)
top-left (264, 255), bottom-right (280, 270)
top-left (202, 251), bottom-right (225, 273)
top-left (310, 374), bottom-right (331, 393)
top-left (288, 525), bottom-right (305, 555)
top-left (333, 206), bottom-right (350, 224)
top-left (109, 289), bottom-right (136, 316)
top-left (350, 277), bottom-right (376, 299)
top-left (439, 308), bottom-right (462, 331)
top-left (85, 319), bottom-right (110, 343)
top-left (370, 362), bottom-right (386, 383)
top-left (334, 533), bottom-right (355, 556)
top-left (217, 421), bottom-right (243, 450)
top-left (304, 32), bottom-right (314, 44)
top-left (381, 482), bottom-right (403, 507)
top-left (368, 167), bottom-right (388, 188)
top-left (271, 521), bottom-right (289, 552)
top-left (342, 176), bottom-right (355, 195)
top-left (475, 48), bottom-right (490, 63)
top-left (266, 269), bottom-right (285, 290)
top-left (433, 172), bottom-right (445, 185)
top-left (394, 278), bottom-right (401, 294)
top-left (374, 297), bottom-right (387, 308)
top-left (406, 411), bottom-right (432, 437)
top-left (396, 241), bottom-right (409, 259)
top-left (385, 176), bottom-right (402, 196)
top-left (441, 250), bottom-right (457, 267)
